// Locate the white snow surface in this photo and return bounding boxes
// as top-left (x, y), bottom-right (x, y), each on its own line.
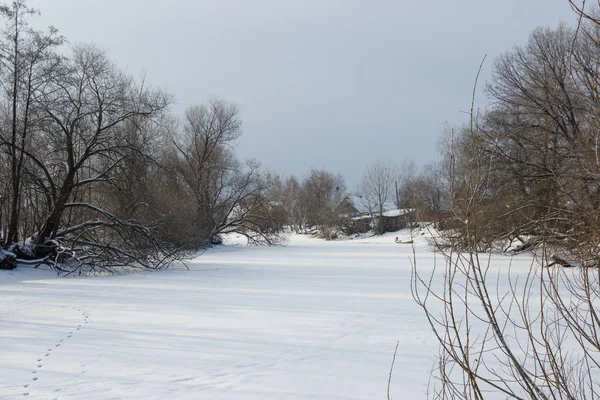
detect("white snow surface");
top-left (0, 230), bottom-right (531, 399)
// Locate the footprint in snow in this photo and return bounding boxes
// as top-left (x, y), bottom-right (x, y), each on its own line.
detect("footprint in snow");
top-left (23, 306), bottom-right (92, 396)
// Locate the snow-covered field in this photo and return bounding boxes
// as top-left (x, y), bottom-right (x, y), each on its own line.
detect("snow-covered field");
top-left (0, 230), bottom-right (529, 399)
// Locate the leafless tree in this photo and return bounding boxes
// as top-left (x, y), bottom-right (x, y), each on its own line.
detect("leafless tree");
top-left (0, 0), bottom-right (291, 273)
top-left (11, 43), bottom-right (174, 272)
top-left (300, 168), bottom-right (346, 238)
top-left (0, 0), bottom-right (64, 244)
top-left (398, 162), bottom-right (449, 228)
top-left (358, 160), bottom-right (398, 233)
top-left (281, 175), bottom-right (303, 232)
top-left (412, 8), bottom-right (600, 396)
top-left (172, 99), bottom-right (283, 246)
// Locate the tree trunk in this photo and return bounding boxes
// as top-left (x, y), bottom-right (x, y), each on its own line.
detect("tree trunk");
top-left (35, 170), bottom-right (75, 255)
top-left (6, 14), bottom-right (20, 245)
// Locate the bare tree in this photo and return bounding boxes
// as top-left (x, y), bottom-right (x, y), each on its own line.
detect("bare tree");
top-left (470, 23), bottom-right (591, 249)
top-left (412, 10), bottom-right (600, 397)
top-left (210, 159), bottom-right (284, 244)
top-left (173, 99), bottom-right (241, 241)
top-left (10, 43), bottom-right (174, 272)
top-left (281, 175), bottom-right (303, 232)
top-left (0, 0), bottom-right (64, 244)
top-left (0, 0), bottom-right (289, 273)
top-left (398, 161), bottom-right (449, 228)
top-left (300, 168), bottom-right (346, 238)
top-left (358, 160), bottom-right (398, 233)
top-left (173, 98), bottom-right (282, 245)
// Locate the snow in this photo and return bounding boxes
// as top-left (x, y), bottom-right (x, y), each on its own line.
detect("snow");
top-left (350, 214), bottom-right (373, 221)
top-left (342, 194), bottom-right (398, 216)
top-left (350, 208), bottom-right (412, 220)
top-left (0, 249), bottom-right (17, 260)
top-left (381, 208), bottom-right (412, 218)
top-left (0, 230), bottom-right (532, 399)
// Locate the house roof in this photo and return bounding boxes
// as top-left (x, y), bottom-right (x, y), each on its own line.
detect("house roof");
top-left (344, 194), bottom-right (398, 213)
top-left (345, 194), bottom-right (371, 214)
top-left (350, 208), bottom-right (414, 221)
top-left (382, 208), bottom-right (413, 217)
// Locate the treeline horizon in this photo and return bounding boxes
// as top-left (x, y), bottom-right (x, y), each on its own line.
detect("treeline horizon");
top-left (412, 3), bottom-right (600, 398)
top-left (0, 0), bottom-right (595, 273)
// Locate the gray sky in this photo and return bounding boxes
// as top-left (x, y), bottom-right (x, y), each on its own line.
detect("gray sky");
top-left (30, 0), bottom-right (573, 188)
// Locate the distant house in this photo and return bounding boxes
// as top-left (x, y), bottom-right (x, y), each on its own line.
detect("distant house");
top-left (335, 194), bottom-right (371, 217)
top-left (378, 208), bottom-right (415, 232)
top-left (336, 195), bottom-right (414, 234)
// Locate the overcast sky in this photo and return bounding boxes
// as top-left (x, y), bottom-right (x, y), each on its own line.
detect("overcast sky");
top-left (29, 0), bottom-right (573, 188)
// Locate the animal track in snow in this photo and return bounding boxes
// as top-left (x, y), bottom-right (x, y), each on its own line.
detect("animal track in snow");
top-left (23, 305), bottom-right (91, 397)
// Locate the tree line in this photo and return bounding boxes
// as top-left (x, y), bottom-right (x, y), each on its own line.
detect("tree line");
top-left (5, 0), bottom-right (598, 276)
top-left (0, 0), bottom-right (412, 273)
top-left (445, 18), bottom-right (600, 258)
top-left (412, 2), bottom-right (600, 398)
top-left (382, 6), bottom-right (600, 259)
top-left (0, 1), bottom-right (297, 273)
